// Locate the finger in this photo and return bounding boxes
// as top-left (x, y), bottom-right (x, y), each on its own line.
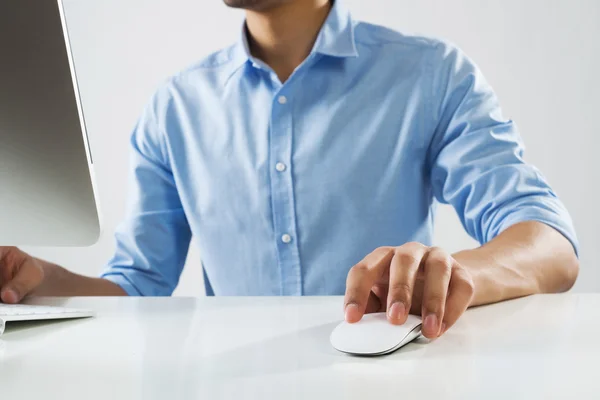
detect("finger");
top-left (370, 282), bottom-right (388, 310)
top-left (0, 260), bottom-right (43, 304)
top-left (0, 246), bottom-right (12, 259)
top-left (421, 247), bottom-right (453, 338)
top-left (440, 265), bottom-right (475, 335)
top-left (0, 247), bottom-right (16, 285)
top-left (344, 247), bottom-right (395, 323)
top-left (386, 242), bottom-right (428, 325)
top-left (365, 291), bottom-right (383, 314)
top-left (0, 287), bottom-right (20, 304)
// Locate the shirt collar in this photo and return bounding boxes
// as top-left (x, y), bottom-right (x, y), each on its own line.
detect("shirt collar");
top-left (228, 0), bottom-right (358, 74)
top-left (311, 0), bottom-right (358, 58)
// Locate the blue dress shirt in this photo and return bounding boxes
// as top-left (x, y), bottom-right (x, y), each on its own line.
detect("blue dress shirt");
top-left (101, 0), bottom-right (578, 296)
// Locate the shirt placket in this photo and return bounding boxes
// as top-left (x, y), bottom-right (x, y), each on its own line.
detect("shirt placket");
top-left (269, 87), bottom-right (303, 296)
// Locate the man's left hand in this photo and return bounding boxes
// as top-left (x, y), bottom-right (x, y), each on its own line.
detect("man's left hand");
top-left (344, 242), bottom-right (475, 339)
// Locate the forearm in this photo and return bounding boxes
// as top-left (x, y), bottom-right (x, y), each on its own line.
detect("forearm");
top-left (33, 259), bottom-right (127, 297)
top-left (453, 221), bottom-right (579, 307)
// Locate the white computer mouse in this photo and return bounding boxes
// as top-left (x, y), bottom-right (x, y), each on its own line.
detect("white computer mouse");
top-left (330, 312), bottom-right (422, 356)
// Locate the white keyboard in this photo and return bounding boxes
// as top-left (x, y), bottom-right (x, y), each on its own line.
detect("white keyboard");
top-left (0, 304), bottom-right (94, 335)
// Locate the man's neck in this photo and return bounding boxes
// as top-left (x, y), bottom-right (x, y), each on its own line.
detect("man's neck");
top-left (246, 0), bottom-right (332, 83)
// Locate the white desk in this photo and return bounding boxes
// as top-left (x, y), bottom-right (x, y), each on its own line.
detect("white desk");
top-left (0, 294), bottom-right (598, 399)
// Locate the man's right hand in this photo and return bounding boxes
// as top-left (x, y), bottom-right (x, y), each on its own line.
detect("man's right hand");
top-left (0, 247), bottom-right (44, 304)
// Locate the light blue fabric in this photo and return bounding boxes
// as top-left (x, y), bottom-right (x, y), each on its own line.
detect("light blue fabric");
top-left (101, 0), bottom-right (578, 296)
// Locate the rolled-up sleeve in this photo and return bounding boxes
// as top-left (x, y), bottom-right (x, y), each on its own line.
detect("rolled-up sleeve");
top-left (101, 93), bottom-right (192, 295)
top-left (427, 42), bottom-right (579, 255)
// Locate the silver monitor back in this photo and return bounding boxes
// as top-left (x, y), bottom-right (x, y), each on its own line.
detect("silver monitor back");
top-left (0, 0), bottom-right (101, 246)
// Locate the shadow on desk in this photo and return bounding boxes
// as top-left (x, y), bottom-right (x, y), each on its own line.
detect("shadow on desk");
top-left (1, 318), bottom-right (87, 340)
top-left (188, 321), bottom-right (422, 380)
top-left (189, 295), bottom-right (586, 380)
top-left (0, 318), bottom-right (91, 362)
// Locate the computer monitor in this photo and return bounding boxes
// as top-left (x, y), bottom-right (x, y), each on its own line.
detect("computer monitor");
top-left (0, 0), bottom-right (101, 246)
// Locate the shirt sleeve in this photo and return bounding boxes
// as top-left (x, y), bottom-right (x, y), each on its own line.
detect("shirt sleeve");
top-left (427, 42), bottom-right (579, 255)
top-left (101, 93), bottom-right (192, 295)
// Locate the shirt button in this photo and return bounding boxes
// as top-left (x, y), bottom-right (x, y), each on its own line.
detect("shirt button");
top-left (281, 234), bottom-right (292, 244)
top-left (278, 95), bottom-right (288, 105)
top-left (275, 162), bottom-right (287, 172)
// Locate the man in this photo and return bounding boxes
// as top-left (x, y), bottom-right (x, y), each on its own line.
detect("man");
top-left (0, 0), bottom-right (579, 340)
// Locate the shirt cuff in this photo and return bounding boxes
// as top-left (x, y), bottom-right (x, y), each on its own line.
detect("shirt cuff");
top-left (490, 208), bottom-right (580, 258)
top-left (101, 273), bottom-right (143, 296)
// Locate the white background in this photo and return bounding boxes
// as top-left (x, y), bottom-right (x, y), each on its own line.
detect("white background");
top-left (24, 0), bottom-right (600, 295)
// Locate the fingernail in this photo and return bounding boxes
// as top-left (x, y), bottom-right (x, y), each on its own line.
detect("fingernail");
top-left (424, 314), bottom-right (439, 334)
top-left (388, 302), bottom-right (406, 321)
top-left (2, 289), bottom-right (19, 304)
top-left (345, 303), bottom-right (359, 321)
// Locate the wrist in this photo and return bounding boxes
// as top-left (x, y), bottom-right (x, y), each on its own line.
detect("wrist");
top-left (452, 248), bottom-right (495, 307)
top-left (453, 247), bottom-right (540, 307)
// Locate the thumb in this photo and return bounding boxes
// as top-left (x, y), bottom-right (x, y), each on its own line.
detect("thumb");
top-left (0, 260), bottom-right (43, 304)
